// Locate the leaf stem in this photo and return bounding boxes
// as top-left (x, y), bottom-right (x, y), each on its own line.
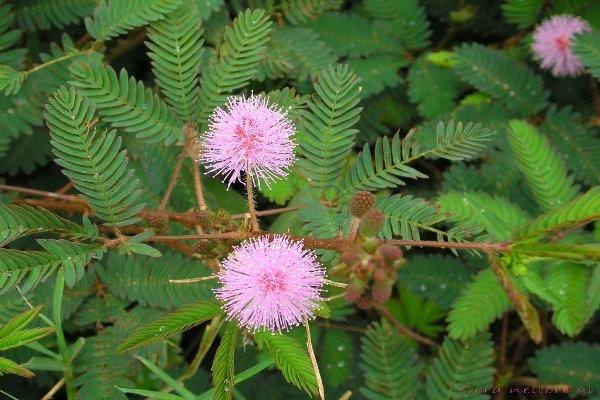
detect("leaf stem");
top-left (304, 317), bottom-right (325, 400)
top-left (374, 305), bottom-right (438, 347)
top-left (159, 147), bottom-right (187, 210)
top-left (53, 270), bottom-right (76, 400)
top-left (245, 174), bottom-right (259, 231)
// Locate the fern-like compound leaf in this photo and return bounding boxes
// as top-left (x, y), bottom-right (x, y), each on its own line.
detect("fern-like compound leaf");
top-left (84, 0), bottom-right (182, 41)
top-left (529, 343), bottom-right (600, 392)
top-left (377, 194), bottom-right (447, 241)
top-left (96, 252), bottom-right (216, 309)
top-left (507, 120), bottom-right (578, 212)
top-left (573, 31), bottom-right (600, 80)
top-left (398, 255), bottom-right (471, 309)
top-left (70, 61), bottom-right (182, 144)
top-left (0, 204), bottom-right (84, 246)
top-left (407, 58), bottom-right (464, 118)
top-left (454, 43), bottom-right (549, 116)
top-left (519, 186), bottom-right (600, 239)
top-left (45, 86), bottom-right (145, 226)
top-left (212, 323), bottom-right (238, 400)
top-left (260, 26), bottom-right (336, 81)
top-left (359, 320), bottom-right (422, 399)
top-left (540, 106), bottom-right (600, 186)
top-left (546, 263), bottom-right (590, 336)
top-left (254, 330), bottom-right (318, 397)
top-left (447, 269), bottom-right (510, 340)
top-left (146, 2), bottom-right (203, 122)
top-left (438, 191), bottom-right (529, 240)
top-left (342, 132), bottom-right (426, 192)
top-left (425, 332), bottom-right (496, 399)
top-left (0, 240), bottom-right (103, 295)
top-left (0, 1), bottom-right (25, 69)
top-left (197, 9), bottom-right (272, 124)
top-left (501, 0), bottom-right (543, 28)
top-left (299, 64), bottom-right (362, 193)
top-left (14, 0), bottom-right (95, 31)
top-left (281, 0), bottom-right (330, 25)
top-left (117, 301), bottom-right (222, 352)
top-left (343, 121), bottom-right (491, 192)
top-left (363, 0), bottom-right (431, 50)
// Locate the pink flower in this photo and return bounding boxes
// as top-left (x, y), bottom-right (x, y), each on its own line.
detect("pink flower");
top-left (200, 95), bottom-right (296, 187)
top-left (215, 235), bottom-right (325, 332)
top-left (532, 15), bottom-right (591, 77)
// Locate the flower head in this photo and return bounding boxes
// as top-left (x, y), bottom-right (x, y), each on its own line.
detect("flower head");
top-left (215, 235), bottom-right (325, 332)
top-left (200, 94), bottom-right (296, 187)
top-left (532, 15), bottom-right (591, 77)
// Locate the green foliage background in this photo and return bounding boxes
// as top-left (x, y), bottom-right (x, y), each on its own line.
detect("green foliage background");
top-left (0, 0), bottom-right (599, 399)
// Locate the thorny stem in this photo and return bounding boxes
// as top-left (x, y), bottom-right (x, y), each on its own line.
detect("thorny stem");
top-left (159, 148), bottom-right (187, 210)
top-left (374, 305), bottom-right (438, 347)
top-left (0, 184), bottom-right (84, 203)
top-left (245, 174), bottom-right (259, 231)
top-left (184, 123), bottom-right (208, 211)
top-left (56, 181), bottom-right (74, 194)
top-left (304, 317), bottom-right (325, 400)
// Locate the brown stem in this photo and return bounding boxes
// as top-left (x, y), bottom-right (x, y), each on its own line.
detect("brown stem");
top-left (192, 161), bottom-right (208, 211)
top-left (106, 28), bottom-right (146, 63)
top-left (245, 174), bottom-right (259, 231)
top-left (56, 181), bottom-right (74, 195)
top-left (0, 184), bottom-right (84, 203)
top-left (230, 205), bottom-right (305, 219)
top-left (374, 305), bottom-right (438, 347)
top-left (159, 148), bottom-right (187, 210)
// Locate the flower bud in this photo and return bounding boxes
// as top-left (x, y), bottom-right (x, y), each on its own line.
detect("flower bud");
top-left (358, 209), bottom-right (384, 238)
top-left (349, 191), bottom-right (375, 218)
top-left (379, 244), bottom-right (403, 263)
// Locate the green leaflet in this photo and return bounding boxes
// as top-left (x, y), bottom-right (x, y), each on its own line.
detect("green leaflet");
top-left (501, 0), bottom-right (543, 28)
top-left (342, 120), bottom-right (492, 192)
top-left (211, 323), bottom-right (238, 400)
top-left (425, 332), bottom-right (496, 399)
top-left (447, 268), bottom-right (510, 340)
top-left (363, 0), bottom-right (431, 50)
top-left (519, 186), bottom-right (600, 239)
top-left (529, 343), bottom-right (600, 392)
top-left (96, 252), bottom-right (216, 309)
top-left (117, 301), bottom-right (222, 352)
top-left (0, 1), bottom-right (26, 69)
top-left (299, 64), bottom-right (363, 193)
top-left (573, 30), bottom-right (600, 80)
top-left (14, 0), bottom-right (96, 31)
top-left (45, 86), bottom-right (145, 226)
top-left (0, 204), bottom-right (84, 246)
top-left (437, 191), bottom-right (529, 241)
top-left (540, 105), bottom-right (600, 186)
top-left (359, 320), bottom-right (422, 399)
top-left (69, 61), bottom-right (183, 144)
top-left (196, 9), bottom-right (272, 124)
top-left (146, 2), bottom-right (204, 122)
top-left (398, 255), bottom-right (471, 309)
top-left (454, 43), bottom-right (549, 116)
top-left (84, 0), bottom-right (182, 40)
top-left (254, 330), bottom-right (318, 397)
top-left (507, 120), bottom-right (578, 212)
top-left (0, 240), bottom-right (104, 294)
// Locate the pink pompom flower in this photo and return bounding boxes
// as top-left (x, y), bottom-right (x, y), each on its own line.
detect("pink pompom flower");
top-left (215, 235), bottom-right (325, 332)
top-left (532, 15), bottom-right (591, 77)
top-left (200, 94), bottom-right (296, 187)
